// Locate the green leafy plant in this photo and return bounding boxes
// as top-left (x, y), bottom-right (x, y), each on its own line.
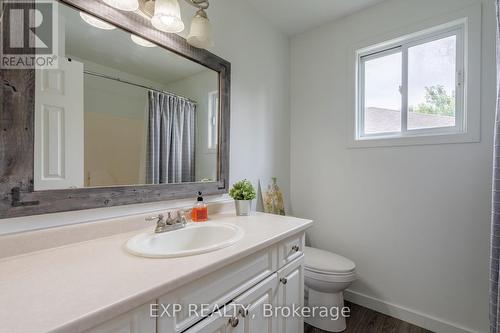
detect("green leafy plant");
top-left (410, 85), bottom-right (455, 117)
top-left (229, 179), bottom-right (256, 201)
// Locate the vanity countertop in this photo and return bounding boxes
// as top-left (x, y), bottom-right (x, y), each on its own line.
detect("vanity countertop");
top-left (0, 212), bottom-right (312, 333)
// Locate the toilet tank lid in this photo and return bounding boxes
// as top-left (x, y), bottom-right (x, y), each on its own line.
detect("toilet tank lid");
top-left (304, 246), bottom-right (355, 274)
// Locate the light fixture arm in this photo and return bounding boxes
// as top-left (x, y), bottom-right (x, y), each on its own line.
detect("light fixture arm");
top-left (182, 0), bottom-right (209, 10)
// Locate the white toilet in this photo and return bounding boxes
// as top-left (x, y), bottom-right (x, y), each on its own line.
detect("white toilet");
top-left (304, 246), bottom-right (356, 332)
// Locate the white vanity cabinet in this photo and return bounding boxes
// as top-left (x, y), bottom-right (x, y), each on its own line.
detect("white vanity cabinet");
top-left (86, 232), bottom-right (305, 333)
top-left (184, 258), bottom-right (304, 333)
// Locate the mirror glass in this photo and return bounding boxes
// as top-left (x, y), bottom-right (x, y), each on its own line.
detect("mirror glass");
top-left (34, 3), bottom-right (219, 190)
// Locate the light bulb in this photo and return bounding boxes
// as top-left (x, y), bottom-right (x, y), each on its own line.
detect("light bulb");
top-left (102, 0), bottom-right (139, 12)
top-left (151, 0), bottom-right (184, 33)
top-left (131, 34), bottom-right (156, 47)
top-left (80, 12), bottom-right (116, 30)
top-left (187, 10), bottom-right (214, 49)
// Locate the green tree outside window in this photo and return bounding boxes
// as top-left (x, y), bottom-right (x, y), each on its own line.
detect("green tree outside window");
top-left (410, 85), bottom-right (455, 117)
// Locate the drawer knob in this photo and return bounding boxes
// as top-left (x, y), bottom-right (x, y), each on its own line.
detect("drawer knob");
top-left (280, 277), bottom-right (288, 285)
top-left (292, 245), bottom-right (300, 252)
top-left (239, 307), bottom-right (249, 318)
top-left (229, 316), bottom-right (239, 327)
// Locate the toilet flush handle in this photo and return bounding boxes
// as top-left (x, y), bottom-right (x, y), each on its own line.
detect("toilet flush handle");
top-left (280, 277), bottom-right (288, 285)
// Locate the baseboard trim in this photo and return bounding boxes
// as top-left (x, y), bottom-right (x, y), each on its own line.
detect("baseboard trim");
top-left (344, 289), bottom-right (477, 333)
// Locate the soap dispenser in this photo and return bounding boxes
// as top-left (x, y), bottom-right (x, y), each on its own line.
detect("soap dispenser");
top-left (191, 191), bottom-right (208, 222)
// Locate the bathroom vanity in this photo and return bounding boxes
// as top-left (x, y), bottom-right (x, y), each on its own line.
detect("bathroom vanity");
top-left (0, 212), bottom-right (312, 333)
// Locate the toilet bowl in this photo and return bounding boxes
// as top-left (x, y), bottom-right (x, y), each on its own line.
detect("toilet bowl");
top-left (304, 246), bottom-right (356, 332)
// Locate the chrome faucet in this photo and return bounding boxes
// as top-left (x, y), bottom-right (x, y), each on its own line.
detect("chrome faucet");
top-left (146, 210), bottom-right (187, 233)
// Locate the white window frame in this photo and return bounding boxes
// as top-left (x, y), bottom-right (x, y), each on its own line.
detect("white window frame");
top-left (348, 4), bottom-right (482, 148)
top-left (357, 23), bottom-right (464, 140)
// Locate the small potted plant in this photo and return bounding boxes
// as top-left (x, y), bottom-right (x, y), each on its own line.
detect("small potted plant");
top-left (229, 179), bottom-right (256, 216)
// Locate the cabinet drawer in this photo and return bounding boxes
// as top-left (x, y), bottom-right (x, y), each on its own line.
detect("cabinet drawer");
top-left (277, 232), bottom-right (305, 268)
top-left (157, 246), bottom-right (277, 333)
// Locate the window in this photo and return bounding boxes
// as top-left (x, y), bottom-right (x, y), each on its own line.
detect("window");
top-left (208, 91), bottom-right (219, 151)
top-left (357, 22), bottom-right (465, 141)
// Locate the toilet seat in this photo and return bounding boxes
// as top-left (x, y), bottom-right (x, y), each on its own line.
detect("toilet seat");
top-left (305, 267), bottom-right (356, 283)
top-left (304, 246), bottom-right (356, 276)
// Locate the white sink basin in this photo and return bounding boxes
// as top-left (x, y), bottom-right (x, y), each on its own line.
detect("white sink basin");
top-left (125, 222), bottom-right (244, 258)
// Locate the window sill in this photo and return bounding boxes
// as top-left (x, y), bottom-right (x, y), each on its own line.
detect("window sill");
top-left (348, 131), bottom-right (480, 149)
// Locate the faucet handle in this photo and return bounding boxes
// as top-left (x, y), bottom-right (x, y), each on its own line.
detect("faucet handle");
top-left (146, 214), bottom-right (167, 233)
top-left (145, 214), bottom-right (164, 222)
top-left (146, 211), bottom-right (188, 233)
top-left (165, 211), bottom-right (175, 225)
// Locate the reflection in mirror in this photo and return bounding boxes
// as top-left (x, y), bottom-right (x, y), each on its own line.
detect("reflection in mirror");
top-left (34, 3), bottom-right (219, 190)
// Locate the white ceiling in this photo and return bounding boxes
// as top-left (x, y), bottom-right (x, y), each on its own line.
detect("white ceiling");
top-left (245, 0), bottom-right (386, 36)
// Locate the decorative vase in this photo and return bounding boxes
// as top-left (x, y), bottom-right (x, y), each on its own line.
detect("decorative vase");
top-left (235, 200), bottom-right (252, 216)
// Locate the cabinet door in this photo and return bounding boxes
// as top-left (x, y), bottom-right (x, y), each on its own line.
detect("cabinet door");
top-left (277, 256), bottom-right (304, 333)
top-left (233, 273), bottom-right (278, 333)
top-left (184, 304), bottom-right (242, 333)
top-left (84, 303), bottom-right (155, 333)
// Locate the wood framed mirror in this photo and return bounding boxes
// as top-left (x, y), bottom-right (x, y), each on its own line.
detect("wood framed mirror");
top-left (0, 0), bottom-right (230, 218)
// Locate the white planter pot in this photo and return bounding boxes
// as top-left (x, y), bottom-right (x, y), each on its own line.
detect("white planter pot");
top-left (235, 200), bottom-right (252, 216)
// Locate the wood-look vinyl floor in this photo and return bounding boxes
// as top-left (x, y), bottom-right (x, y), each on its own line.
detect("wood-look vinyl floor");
top-left (304, 302), bottom-right (433, 333)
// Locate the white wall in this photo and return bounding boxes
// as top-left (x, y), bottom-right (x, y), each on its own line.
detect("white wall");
top-left (201, 0), bottom-right (291, 212)
top-left (290, 0), bottom-right (496, 332)
top-left (0, 0), bottom-right (290, 234)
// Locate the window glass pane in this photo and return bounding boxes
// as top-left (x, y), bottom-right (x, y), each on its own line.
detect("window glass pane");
top-left (408, 35), bottom-right (456, 130)
top-left (363, 51), bottom-right (402, 135)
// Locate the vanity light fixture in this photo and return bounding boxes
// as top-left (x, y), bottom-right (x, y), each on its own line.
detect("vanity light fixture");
top-left (104, 0), bottom-right (214, 49)
top-left (151, 0), bottom-right (185, 33)
top-left (186, 8), bottom-right (213, 48)
top-left (102, 0), bottom-right (139, 11)
top-left (80, 12), bottom-right (117, 30)
top-left (130, 34), bottom-right (157, 47)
